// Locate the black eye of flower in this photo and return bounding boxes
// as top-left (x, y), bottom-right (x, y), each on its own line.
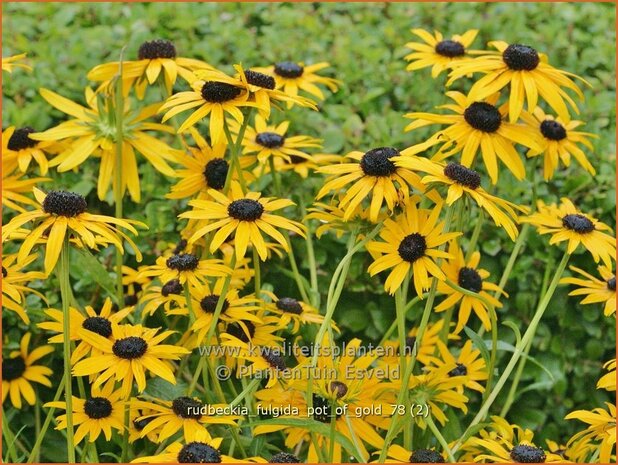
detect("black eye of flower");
top-left (178, 442), bottom-right (222, 463)
top-left (173, 239), bottom-right (188, 255)
top-left (409, 449), bottom-right (445, 463)
top-left (510, 444), bottom-right (546, 463)
top-left (82, 316), bottom-right (113, 338)
top-left (161, 279), bottom-right (184, 296)
top-left (228, 199), bottom-right (264, 221)
top-left (172, 396), bottom-right (204, 419)
top-left (124, 294), bottom-right (138, 306)
top-left (464, 102), bottom-right (502, 133)
top-left (448, 362), bottom-right (468, 377)
top-left (274, 61), bottom-right (304, 78)
top-left (288, 155), bottom-right (305, 164)
top-left (84, 397), bottom-right (113, 419)
top-left (8, 127), bottom-right (38, 151)
top-left (166, 253), bottom-right (199, 271)
top-left (200, 295), bottom-right (230, 314)
top-left (360, 147), bottom-right (399, 177)
top-left (269, 452), bottom-right (301, 463)
top-left (203, 158), bottom-right (229, 190)
top-left (443, 162), bottom-right (481, 189)
top-left (2, 267), bottom-right (7, 278)
top-left (260, 347), bottom-right (287, 371)
top-left (112, 336), bottom-right (148, 359)
top-left (540, 120), bottom-right (567, 141)
top-left (311, 394), bottom-right (340, 423)
top-left (502, 44), bottom-right (540, 71)
top-left (458, 267), bottom-right (483, 293)
top-left (226, 322), bottom-right (255, 343)
top-left (256, 132), bottom-right (285, 148)
top-left (398, 233), bottom-right (427, 263)
top-left (244, 70), bottom-right (276, 90)
top-left (42, 191), bottom-right (87, 217)
top-left (276, 297), bottom-right (303, 314)
top-left (2, 356), bottom-right (26, 381)
top-left (399, 335), bottom-right (417, 356)
top-left (329, 381), bottom-right (348, 399)
top-left (607, 276), bottom-right (616, 291)
top-left (435, 40), bottom-right (465, 57)
top-left (138, 39), bottom-right (176, 60)
top-left (562, 214), bottom-right (595, 233)
top-left (201, 81), bottom-right (242, 103)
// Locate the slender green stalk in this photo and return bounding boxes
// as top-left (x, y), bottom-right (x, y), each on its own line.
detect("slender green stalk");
top-left (327, 397), bottom-right (338, 462)
top-left (2, 407), bottom-right (18, 463)
top-left (300, 195), bottom-right (320, 308)
top-left (426, 414), bottom-right (456, 462)
top-left (223, 122), bottom-right (248, 193)
top-left (451, 250), bottom-right (570, 454)
top-left (395, 277), bottom-right (410, 377)
top-left (376, 295), bottom-right (425, 348)
top-left (253, 246), bottom-right (261, 298)
top-left (465, 209), bottom-right (484, 263)
top-left (229, 378), bottom-right (260, 408)
top-left (344, 414), bottom-right (367, 462)
top-left (113, 48), bottom-right (126, 305)
top-left (120, 389), bottom-right (131, 462)
top-left (28, 373), bottom-right (66, 463)
top-left (184, 286), bottom-right (196, 325)
top-left (269, 156), bottom-right (282, 195)
top-left (34, 396), bottom-right (41, 462)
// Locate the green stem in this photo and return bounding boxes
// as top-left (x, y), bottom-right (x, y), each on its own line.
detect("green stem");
top-left (426, 414), bottom-right (455, 462)
top-left (113, 48), bottom-right (126, 305)
top-left (223, 122), bottom-right (248, 193)
top-left (269, 156), bottom-right (282, 196)
top-left (465, 209), bottom-right (484, 263)
top-left (395, 278), bottom-right (409, 379)
top-left (28, 373), bottom-right (66, 463)
top-left (2, 407), bottom-right (18, 462)
top-left (376, 295), bottom-right (425, 348)
top-left (184, 286), bottom-right (196, 326)
top-left (327, 397), bottom-right (338, 462)
top-left (120, 389), bottom-right (132, 462)
top-left (229, 378), bottom-right (260, 408)
top-left (285, 233), bottom-right (311, 303)
top-left (58, 237), bottom-right (75, 463)
top-left (300, 195), bottom-right (320, 308)
top-left (451, 250), bottom-right (570, 454)
top-left (253, 246), bottom-right (261, 298)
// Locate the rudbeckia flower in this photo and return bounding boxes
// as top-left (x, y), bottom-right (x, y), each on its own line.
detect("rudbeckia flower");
top-left (520, 198), bottom-right (616, 268)
top-left (403, 91), bottom-right (541, 183)
top-left (385, 444), bottom-right (446, 463)
top-left (305, 201), bottom-right (377, 239)
top-left (597, 359), bottom-right (616, 392)
top-left (2, 53), bottom-right (31, 73)
top-left (317, 146), bottom-right (439, 222)
top-left (139, 279), bottom-right (188, 317)
top-left (30, 88), bottom-right (179, 202)
top-left (393, 156), bottom-right (525, 240)
top-left (366, 197), bottom-right (461, 296)
top-left (1, 158), bottom-right (50, 213)
top-left (261, 292), bottom-right (330, 334)
top-left (566, 403), bottom-right (616, 464)
top-left (447, 41), bottom-right (590, 122)
top-left (2, 333), bottom-right (53, 409)
top-left (426, 340), bottom-right (488, 393)
top-left (271, 152), bottom-right (342, 179)
top-left (520, 107), bottom-right (597, 180)
top-left (180, 182), bottom-right (306, 261)
top-left (87, 39), bottom-right (213, 98)
top-left (435, 242), bottom-right (505, 334)
top-left (561, 265), bottom-right (616, 317)
top-left (72, 324), bottom-right (190, 398)
top-left (2, 188), bottom-right (145, 275)
top-left (45, 382), bottom-right (125, 444)
top-left (1, 253), bottom-right (45, 324)
top-left (138, 253), bottom-right (232, 290)
top-left (404, 28), bottom-right (479, 77)
top-left (2, 126), bottom-right (55, 175)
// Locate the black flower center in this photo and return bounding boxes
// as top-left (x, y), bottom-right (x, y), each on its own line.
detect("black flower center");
top-left (274, 62), bottom-right (304, 78)
top-left (82, 316), bottom-right (112, 338)
top-left (244, 70), bottom-right (276, 90)
top-left (84, 397), bottom-right (113, 419)
top-left (42, 191), bottom-right (87, 217)
top-left (329, 381), bottom-right (348, 398)
top-left (448, 362), bottom-right (468, 377)
top-left (607, 276), bottom-right (616, 291)
top-left (166, 253), bottom-right (199, 271)
top-left (2, 356), bottom-right (26, 381)
top-left (201, 81), bottom-right (242, 103)
top-left (311, 394), bottom-right (340, 423)
top-left (510, 444), bottom-right (546, 463)
top-left (138, 39), bottom-right (176, 60)
top-left (288, 155), bottom-right (305, 164)
top-left (276, 297), bottom-right (303, 315)
top-left (256, 132), bottom-right (285, 148)
top-left (200, 295), bottom-right (230, 314)
top-left (269, 452), bottom-right (301, 463)
top-left (227, 322), bottom-right (255, 343)
top-left (112, 336), bottom-right (148, 359)
top-left (502, 44), bottom-right (540, 71)
top-left (458, 267), bottom-right (483, 293)
top-left (409, 449), bottom-right (445, 463)
top-left (125, 294), bottom-right (138, 306)
top-left (203, 158), bottom-right (229, 190)
top-left (464, 102), bottom-right (502, 133)
top-left (172, 396), bottom-right (204, 419)
top-left (443, 162), bottom-right (481, 189)
top-left (228, 199), bottom-right (264, 221)
top-left (360, 147), bottom-right (399, 177)
top-left (260, 347), bottom-right (287, 371)
top-left (399, 336), bottom-right (417, 356)
top-left (435, 40), bottom-right (465, 58)
top-left (161, 279), bottom-right (184, 296)
top-left (562, 214), bottom-right (595, 233)
top-left (8, 127), bottom-right (38, 151)
top-left (2, 267), bottom-right (7, 278)
top-left (540, 120), bottom-right (567, 141)
top-left (398, 233), bottom-right (427, 263)
top-left (178, 442), bottom-right (222, 463)
top-left (173, 239), bottom-right (188, 255)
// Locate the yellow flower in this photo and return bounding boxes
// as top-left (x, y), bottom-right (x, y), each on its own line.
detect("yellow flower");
top-left (447, 41), bottom-right (589, 122)
top-left (2, 53), bottom-right (31, 73)
top-left (597, 359), bottom-right (616, 392)
top-left (261, 291), bottom-right (331, 334)
top-left (2, 333), bottom-right (53, 409)
top-left (138, 253), bottom-right (231, 290)
top-left (426, 340), bottom-right (488, 393)
top-left (2, 126), bottom-right (55, 175)
top-left (565, 403), bottom-right (616, 464)
top-left (1, 158), bottom-right (50, 213)
top-left (1, 253), bottom-right (46, 324)
top-left (385, 444), bottom-right (446, 463)
top-left (561, 265), bottom-right (615, 317)
top-left (2, 188), bottom-right (145, 275)
top-left (404, 28), bottom-right (479, 77)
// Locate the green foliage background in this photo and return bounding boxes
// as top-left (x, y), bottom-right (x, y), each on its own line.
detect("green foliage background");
top-left (3, 2), bottom-right (616, 461)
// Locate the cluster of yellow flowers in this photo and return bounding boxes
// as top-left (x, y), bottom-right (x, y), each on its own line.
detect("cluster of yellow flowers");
top-left (1, 26), bottom-right (615, 465)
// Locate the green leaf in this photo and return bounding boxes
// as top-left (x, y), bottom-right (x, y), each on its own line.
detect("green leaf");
top-left (502, 320), bottom-right (522, 345)
top-left (70, 247), bottom-right (119, 304)
top-left (143, 377), bottom-right (188, 401)
top-left (489, 341), bottom-right (555, 381)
